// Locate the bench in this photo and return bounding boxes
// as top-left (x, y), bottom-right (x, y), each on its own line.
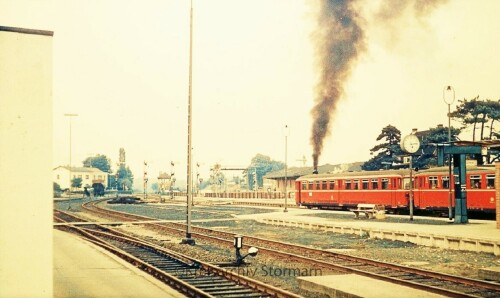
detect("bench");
top-left (350, 204), bottom-right (385, 219)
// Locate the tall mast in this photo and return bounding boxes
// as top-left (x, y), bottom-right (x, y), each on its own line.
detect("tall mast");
top-left (182, 0), bottom-right (195, 245)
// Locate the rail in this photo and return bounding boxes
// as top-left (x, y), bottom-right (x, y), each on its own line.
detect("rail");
top-left (54, 209), bottom-right (300, 298)
top-left (75, 200), bottom-right (500, 297)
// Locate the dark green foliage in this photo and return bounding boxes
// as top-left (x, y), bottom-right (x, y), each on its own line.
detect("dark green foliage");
top-left (71, 177), bottom-right (82, 188)
top-left (451, 97), bottom-right (500, 141)
top-left (83, 154), bottom-right (112, 173)
top-left (115, 164), bottom-right (134, 191)
top-left (53, 182), bottom-right (62, 192)
top-left (412, 125), bottom-right (461, 169)
top-left (363, 124), bottom-right (462, 171)
top-left (362, 125), bottom-right (403, 171)
top-left (53, 182), bottom-right (62, 197)
top-left (247, 154), bottom-right (285, 189)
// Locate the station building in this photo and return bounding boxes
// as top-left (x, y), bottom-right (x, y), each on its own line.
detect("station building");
top-left (53, 166), bottom-right (108, 191)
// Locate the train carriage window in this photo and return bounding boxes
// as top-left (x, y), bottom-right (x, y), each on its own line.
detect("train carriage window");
top-left (403, 178), bottom-right (410, 190)
top-left (302, 182), bottom-right (307, 190)
top-left (345, 180), bottom-right (351, 190)
top-left (429, 176), bottom-right (438, 189)
top-left (470, 175), bottom-right (481, 189)
top-left (371, 179), bottom-right (378, 189)
top-left (322, 180), bottom-right (327, 190)
top-left (442, 176), bottom-right (449, 189)
top-left (362, 179), bottom-right (369, 189)
top-left (329, 180), bottom-right (335, 190)
top-left (487, 175), bottom-right (495, 189)
top-left (308, 181), bottom-right (313, 190)
top-left (353, 180), bottom-right (359, 190)
top-left (381, 178), bottom-right (389, 189)
top-left (315, 181), bottom-right (320, 190)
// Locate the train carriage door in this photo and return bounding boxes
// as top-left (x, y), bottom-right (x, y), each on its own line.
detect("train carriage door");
top-left (381, 178), bottom-right (390, 206)
top-left (400, 176), bottom-right (409, 208)
top-left (413, 175), bottom-right (421, 208)
top-left (295, 181), bottom-right (302, 205)
top-left (337, 179), bottom-right (343, 204)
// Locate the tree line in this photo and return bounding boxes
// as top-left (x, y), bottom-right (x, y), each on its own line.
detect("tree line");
top-left (362, 97), bottom-right (499, 171)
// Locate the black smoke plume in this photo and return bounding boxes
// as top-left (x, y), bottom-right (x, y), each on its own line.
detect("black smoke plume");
top-left (310, 0), bottom-right (365, 169)
top-left (309, 0), bottom-right (447, 169)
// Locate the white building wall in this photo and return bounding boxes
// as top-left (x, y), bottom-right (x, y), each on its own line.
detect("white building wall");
top-left (53, 167), bottom-right (70, 190)
top-left (0, 27), bottom-right (53, 297)
top-left (53, 167), bottom-right (109, 190)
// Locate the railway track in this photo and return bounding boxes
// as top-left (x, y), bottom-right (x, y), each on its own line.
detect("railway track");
top-left (54, 209), bottom-right (300, 298)
top-left (75, 199), bottom-right (500, 297)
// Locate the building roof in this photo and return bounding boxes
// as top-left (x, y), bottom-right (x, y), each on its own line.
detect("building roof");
top-left (0, 26), bottom-right (53, 36)
top-left (158, 172), bottom-right (171, 179)
top-left (264, 162), bottom-right (363, 180)
top-left (53, 166), bottom-right (107, 173)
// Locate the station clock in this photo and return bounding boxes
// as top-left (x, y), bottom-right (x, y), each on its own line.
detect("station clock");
top-left (400, 134), bottom-right (420, 154)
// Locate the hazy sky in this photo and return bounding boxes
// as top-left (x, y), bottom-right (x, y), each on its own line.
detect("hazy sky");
top-left (2, 0), bottom-right (500, 188)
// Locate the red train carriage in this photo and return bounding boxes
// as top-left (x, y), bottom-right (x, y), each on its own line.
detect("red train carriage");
top-left (295, 166), bottom-right (496, 214)
top-left (414, 166), bottom-right (496, 213)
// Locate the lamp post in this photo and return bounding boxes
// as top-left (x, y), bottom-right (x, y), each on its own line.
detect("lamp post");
top-left (182, 0), bottom-right (195, 245)
top-left (443, 86), bottom-right (455, 221)
top-left (283, 125), bottom-right (289, 212)
top-left (64, 113), bottom-right (78, 196)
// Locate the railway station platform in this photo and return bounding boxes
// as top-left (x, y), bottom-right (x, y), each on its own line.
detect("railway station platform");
top-left (154, 196), bottom-right (500, 255)
top-left (298, 273), bottom-right (444, 298)
top-left (53, 229), bottom-right (185, 298)
top-left (235, 206), bottom-right (500, 255)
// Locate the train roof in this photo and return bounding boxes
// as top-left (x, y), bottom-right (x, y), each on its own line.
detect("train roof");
top-left (297, 165), bottom-right (495, 181)
top-left (415, 165), bottom-right (495, 175)
top-left (297, 169), bottom-right (409, 181)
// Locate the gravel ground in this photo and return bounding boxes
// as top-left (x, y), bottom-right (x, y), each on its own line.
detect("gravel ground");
top-left (56, 200), bottom-right (500, 296)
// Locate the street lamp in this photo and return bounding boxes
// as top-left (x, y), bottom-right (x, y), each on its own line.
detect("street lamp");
top-left (443, 85), bottom-right (455, 221)
top-left (283, 125), bottom-right (289, 212)
top-left (64, 113), bottom-right (78, 196)
top-left (182, 0), bottom-right (195, 245)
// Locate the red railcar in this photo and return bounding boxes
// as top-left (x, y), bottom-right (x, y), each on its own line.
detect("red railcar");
top-left (295, 166), bottom-right (496, 214)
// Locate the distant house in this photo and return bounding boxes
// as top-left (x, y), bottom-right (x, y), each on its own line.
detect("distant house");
top-left (157, 172), bottom-right (173, 193)
top-left (264, 162), bottom-right (363, 196)
top-left (53, 166), bottom-right (108, 191)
